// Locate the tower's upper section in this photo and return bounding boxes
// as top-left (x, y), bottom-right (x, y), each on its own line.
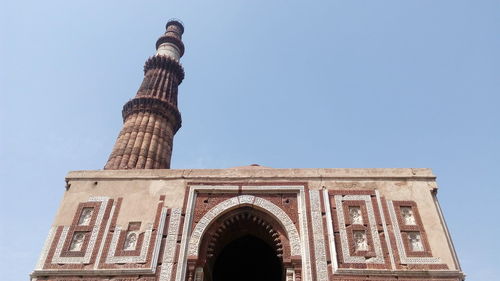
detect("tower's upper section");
top-left (155, 20), bottom-right (185, 61)
top-left (104, 20), bottom-right (185, 170)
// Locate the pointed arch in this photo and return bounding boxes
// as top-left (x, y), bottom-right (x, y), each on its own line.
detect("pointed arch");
top-left (187, 195), bottom-right (301, 257)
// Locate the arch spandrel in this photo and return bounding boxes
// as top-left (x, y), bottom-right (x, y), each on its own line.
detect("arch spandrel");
top-left (187, 195), bottom-right (301, 257)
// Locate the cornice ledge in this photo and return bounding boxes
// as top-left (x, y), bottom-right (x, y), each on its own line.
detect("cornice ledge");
top-left (66, 168), bottom-right (436, 181)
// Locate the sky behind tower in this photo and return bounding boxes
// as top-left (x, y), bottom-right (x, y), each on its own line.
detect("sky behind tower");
top-left (1, 0), bottom-right (499, 280)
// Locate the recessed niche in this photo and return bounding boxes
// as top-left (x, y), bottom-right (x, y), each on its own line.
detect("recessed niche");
top-left (400, 207), bottom-right (416, 225)
top-left (408, 232), bottom-right (424, 252)
top-left (353, 231), bottom-right (368, 251)
top-left (78, 208), bottom-right (93, 226)
top-left (69, 232), bottom-right (85, 251)
top-left (123, 232), bottom-right (138, 251)
top-left (349, 206), bottom-right (363, 225)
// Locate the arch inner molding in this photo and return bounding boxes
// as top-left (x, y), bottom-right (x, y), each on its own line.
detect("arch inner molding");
top-left (187, 194), bottom-right (301, 256)
top-left (176, 185), bottom-right (312, 281)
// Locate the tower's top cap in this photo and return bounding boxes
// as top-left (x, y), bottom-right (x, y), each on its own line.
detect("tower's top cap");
top-left (166, 19), bottom-right (184, 35)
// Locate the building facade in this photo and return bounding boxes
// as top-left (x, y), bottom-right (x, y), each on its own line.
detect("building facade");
top-left (31, 21), bottom-right (464, 281)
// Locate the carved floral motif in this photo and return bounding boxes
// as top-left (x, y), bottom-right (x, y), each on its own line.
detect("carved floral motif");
top-left (159, 209), bottom-right (182, 281)
top-left (310, 190), bottom-right (328, 281)
top-left (69, 232), bottom-right (85, 251)
top-left (408, 232), bottom-right (424, 252)
top-left (78, 208), bottom-right (93, 226)
top-left (51, 197), bottom-right (110, 264)
top-left (387, 200), bottom-right (441, 264)
top-left (187, 195), bottom-right (301, 257)
top-left (400, 207), bottom-right (416, 225)
top-left (353, 231), bottom-right (368, 251)
top-left (349, 206), bottom-right (363, 225)
top-left (123, 232), bottom-right (138, 251)
top-left (334, 194), bottom-right (385, 264)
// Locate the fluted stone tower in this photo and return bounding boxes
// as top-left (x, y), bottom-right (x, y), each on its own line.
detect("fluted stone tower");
top-left (104, 20), bottom-right (185, 170)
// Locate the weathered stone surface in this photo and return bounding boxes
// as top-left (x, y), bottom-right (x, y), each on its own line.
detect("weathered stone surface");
top-left (104, 20), bottom-right (185, 170)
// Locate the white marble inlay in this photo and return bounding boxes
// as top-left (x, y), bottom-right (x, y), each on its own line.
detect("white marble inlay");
top-left (159, 208), bottom-right (182, 281)
top-left (335, 195), bottom-right (384, 264)
top-left (187, 195), bottom-right (301, 257)
top-left (78, 208), bottom-right (93, 226)
top-left (401, 207), bottom-right (416, 225)
top-left (176, 185), bottom-right (311, 281)
top-left (253, 196), bottom-right (301, 256)
top-left (69, 232), bottom-right (85, 251)
top-left (156, 43), bottom-right (181, 61)
top-left (323, 189), bottom-right (338, 273)
top-left (93, 204), bottom-right (115, 270)
top-left (105, 207), bottom-right (166, 265)
top-left (408, 232), bottom-right (424, 252)
top-left (387, 201), bottom-right (441, 264)
top-left (309, 190), bottom-right (328, 281)
top-left (35, 227), bottom-right (56, 270)
top-left (36, 199), bottom-right (165, 274)
top-left (374, 190), bottom-right (396, 269)
top-left (123, 232), bottom-right (138, 251)
top-left (349, 206), bottom-right (363, 225)
top-left (297, 188), bottom-right (313, 281)
top-left (52, 197), bottom-right (109, 264)
top-left (105, 224), bottom-right (152, 263)
top-left (353, 231), bottom-right (368, 251)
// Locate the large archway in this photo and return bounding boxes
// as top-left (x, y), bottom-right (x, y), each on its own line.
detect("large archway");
top-left (196, 207), bottom-right (288, 281)
top-left (212, 235), bottom-right (282, 281)
top-left (184, 195), bottom-right (304, 281)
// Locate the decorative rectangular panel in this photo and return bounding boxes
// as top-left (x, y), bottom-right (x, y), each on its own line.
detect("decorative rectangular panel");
top-left (385, 200), bottom-right (448, 269)
top-left (32, 195), bottom-right (179, 278)
top-left (47, 197), bottom-right (112, 267)
top-left (327, 190), bottom-right (392, 270)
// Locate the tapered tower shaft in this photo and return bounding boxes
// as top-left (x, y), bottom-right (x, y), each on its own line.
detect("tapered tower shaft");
top-left (104, 20), bottom-right (185, 169)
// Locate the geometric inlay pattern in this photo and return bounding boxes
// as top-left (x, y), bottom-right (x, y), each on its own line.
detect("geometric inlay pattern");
top-left (176, 184), bottom-right (312, 281)
top-left (159, 208), bottom-right (182, 281)
top-left (387, 200), bottom-right (441, 264)
top-left (51, 197), bottom-right (110, 264)
top-left (309, 190), bottom-right (328, 281)
top-left (105, 219), bottom-right (160, 264)
top-left (187, 194), bottom-right (301, 257)
top-left (334, 195), bottom-right (385, 264)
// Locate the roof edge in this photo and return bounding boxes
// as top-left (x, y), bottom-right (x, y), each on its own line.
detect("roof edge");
top-left (66, 168), bottom-right (436, 181)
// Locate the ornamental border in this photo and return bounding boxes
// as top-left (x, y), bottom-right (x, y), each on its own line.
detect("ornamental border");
top-left (175, 184), bottom-right (313, 281)
top-left (335, 194), bottom-right (385, 264)
top-left (51, 197), bottom-right (109, 264)
top-left (387, 200), bottom-right (441, 264)
top-left (309, 190), bottom-right (328, 281)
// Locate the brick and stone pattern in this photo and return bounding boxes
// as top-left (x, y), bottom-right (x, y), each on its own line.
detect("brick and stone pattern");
top-left (104, 20), bottom-right (185, 170)
top-left (32, 168), bottom-right (464, 281)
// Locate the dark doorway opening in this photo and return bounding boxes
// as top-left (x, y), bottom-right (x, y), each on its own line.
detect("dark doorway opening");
top-left (212, 235), bottom-right (282, 281)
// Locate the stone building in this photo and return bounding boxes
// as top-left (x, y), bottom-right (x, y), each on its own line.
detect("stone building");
top-left (31, 20), bottom-right (464, 281)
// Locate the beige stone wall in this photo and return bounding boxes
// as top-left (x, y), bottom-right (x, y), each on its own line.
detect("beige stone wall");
top-left (55, 179), bottom-right (186, 231)
top-left (378, 180), bottom-right (455, 268)
top-left (57, 167), bottom-right (457, 269)
top-left (35, 167), bottom-right (461, 280)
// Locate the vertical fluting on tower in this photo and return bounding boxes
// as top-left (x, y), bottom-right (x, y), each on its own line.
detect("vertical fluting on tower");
top-left (104, 20), bottom-right (185, 170)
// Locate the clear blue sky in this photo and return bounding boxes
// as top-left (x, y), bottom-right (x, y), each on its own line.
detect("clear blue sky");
top-left (1, 0), bottom-right (498, 280)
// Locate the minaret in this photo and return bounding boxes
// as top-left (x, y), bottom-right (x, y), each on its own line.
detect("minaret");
top-left (104, 20), bottom-right (185, 169)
